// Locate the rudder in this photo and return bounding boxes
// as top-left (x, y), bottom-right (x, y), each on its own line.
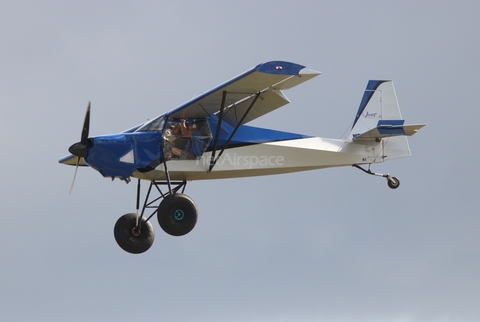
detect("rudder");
top-left (349, 80), bottom-right (402, 139)
top-left (347, 80), bottom-right (417, 162)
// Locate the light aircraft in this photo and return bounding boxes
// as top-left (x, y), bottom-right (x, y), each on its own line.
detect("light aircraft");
top-left (60, 61), bottom-right (426, 254)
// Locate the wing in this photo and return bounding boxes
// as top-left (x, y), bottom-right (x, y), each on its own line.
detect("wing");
top-left (58, 154), bottom-right (88, 166)
top-left (167, 61), bottom-right (321, 126)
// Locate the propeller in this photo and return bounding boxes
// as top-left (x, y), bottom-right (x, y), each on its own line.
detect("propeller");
top-left (69, 102), bottom-right (91, 193)
top-left (69, 102), bottom-right (91, 158)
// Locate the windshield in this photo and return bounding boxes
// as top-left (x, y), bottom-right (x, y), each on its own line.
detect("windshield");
top-left (135, 115), bottom-right (165, 132)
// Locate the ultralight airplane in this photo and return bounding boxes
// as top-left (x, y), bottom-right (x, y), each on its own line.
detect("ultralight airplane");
top-left (60, 61), bottom-right (426, 254)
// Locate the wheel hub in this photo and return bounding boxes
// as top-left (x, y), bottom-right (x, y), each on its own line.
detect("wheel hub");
top-left (174, 209), bottom-right (185, 221)
top-left (131, 227), bottom-right (142, 236)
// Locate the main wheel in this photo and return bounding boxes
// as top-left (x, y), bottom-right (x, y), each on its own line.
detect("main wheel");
top-left (114, 213), bottom-right (155, 254)
top-left (387, 176), bottom-right (400, 189)
top-left (157, 193), bottom-right (198, 236)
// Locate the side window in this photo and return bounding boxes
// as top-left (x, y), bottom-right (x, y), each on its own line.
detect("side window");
top-left (163, 118), bottom-right (211, 160)
top-left (136, 115), bottom-right (165, 132)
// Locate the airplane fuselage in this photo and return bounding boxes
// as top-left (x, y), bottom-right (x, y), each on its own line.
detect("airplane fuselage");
top-left (132, 136), bottom-right (372, 181)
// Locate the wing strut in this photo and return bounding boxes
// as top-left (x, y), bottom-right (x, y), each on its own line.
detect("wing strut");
top-left (208, 91), bottom-right (261, 172)
top-left (208, 91), bottom-right (227, 172)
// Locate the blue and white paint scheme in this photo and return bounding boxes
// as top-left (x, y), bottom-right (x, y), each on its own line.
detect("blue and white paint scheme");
top-left (60, 61), bottom-right (426, 253)
top-left (59, 61), bottom-right (425, 182)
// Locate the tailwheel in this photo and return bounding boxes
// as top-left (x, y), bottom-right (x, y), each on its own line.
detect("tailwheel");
top-left (157, 193), bottom-right (198, 236)
top-left (353, 164), bottom-right (401, 190)
top-left (114, 213), bottom-right (155, 254)
top-left (387, 176), bottom-right (400, 189)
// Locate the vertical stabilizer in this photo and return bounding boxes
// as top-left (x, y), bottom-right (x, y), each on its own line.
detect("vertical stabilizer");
top-left (347, 80), bottom-right (411, 161)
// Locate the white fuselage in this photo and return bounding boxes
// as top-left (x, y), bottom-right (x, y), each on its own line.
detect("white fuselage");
top-left (132, 137), bottom-right (381, 181)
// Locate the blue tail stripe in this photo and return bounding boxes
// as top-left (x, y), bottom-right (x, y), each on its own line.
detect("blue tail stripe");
top-left (377, 127), bottom-right (406, 136)
top-left (377, 120), bottom-right (405, 126)
top-left (352, 80), bottom-right (388, 129)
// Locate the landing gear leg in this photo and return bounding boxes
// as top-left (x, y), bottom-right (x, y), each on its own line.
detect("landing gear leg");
top-left (353, 164), bottom-right (400, 189)
top-left (138, 180), bottom-right (197, 236)
top-left (113, 179), bottom-right (195, 254)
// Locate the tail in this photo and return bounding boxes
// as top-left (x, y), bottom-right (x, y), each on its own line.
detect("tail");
top-left (346, 80), bottom-right (425, 162)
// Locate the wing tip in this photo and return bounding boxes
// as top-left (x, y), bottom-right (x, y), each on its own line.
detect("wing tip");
top-left (255, 61), bottom-right (306, 76)
top-left (299, 67), bottom-right (322, 77)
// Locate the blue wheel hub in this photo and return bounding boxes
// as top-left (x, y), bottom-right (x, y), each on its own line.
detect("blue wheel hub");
top-left (174, 209), bottom-right (185, 221)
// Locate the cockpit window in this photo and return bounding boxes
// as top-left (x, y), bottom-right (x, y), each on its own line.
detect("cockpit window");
top-left (163, 118), bottom-right (212, 160)
top-left (135, 115), bottom-right (165, 132)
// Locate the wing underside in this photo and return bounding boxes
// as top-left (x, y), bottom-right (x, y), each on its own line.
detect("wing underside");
top-left (167, 61), bottom-right (321, 125)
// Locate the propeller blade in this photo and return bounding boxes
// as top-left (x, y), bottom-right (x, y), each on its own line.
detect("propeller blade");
top-left (81, 102), bottom-right (91, 144)
top-left (69, 157), bottom-right (80, 194)
top-left (68, 102), bottom-right (91, 158)
top-left (68, 102), bottom-right (91, 193)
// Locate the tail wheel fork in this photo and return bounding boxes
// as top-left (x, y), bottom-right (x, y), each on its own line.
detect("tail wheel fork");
top-left (353, 164), bottom-right (400, 190)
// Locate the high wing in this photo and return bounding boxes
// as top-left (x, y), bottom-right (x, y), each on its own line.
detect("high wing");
top-left (60, 61), bottom-right (320, 168)
top-left (166, 61), bottom-right (321, 126)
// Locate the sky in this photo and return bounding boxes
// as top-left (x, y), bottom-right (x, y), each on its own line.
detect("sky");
top-left (1, 1), bottom-right (479, 321)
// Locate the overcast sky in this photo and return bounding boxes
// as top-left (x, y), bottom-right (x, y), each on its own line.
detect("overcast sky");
top-left (1, 1), bottom-right (479, 321)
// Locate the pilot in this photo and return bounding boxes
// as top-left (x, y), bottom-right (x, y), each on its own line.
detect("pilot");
top-left (163, 120), bottom-right (198, 160)
top-left (184, 122), bottom-right (204, 159)
top-left (163, 123), bottom-right (184, 160)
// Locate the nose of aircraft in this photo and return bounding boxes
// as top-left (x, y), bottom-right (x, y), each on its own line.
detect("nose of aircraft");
top-left (68, 141), bottom-right (91, 158)
top-left (67, 102), bottom-right (92, 193)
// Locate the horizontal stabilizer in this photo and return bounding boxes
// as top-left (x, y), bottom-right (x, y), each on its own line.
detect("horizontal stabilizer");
top-left (353, 123), bottom-right (426, 140)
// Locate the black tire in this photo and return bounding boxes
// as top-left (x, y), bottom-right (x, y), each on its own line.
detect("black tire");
top-left (114, 213), bottom-right (155, 254)
top-left (387, 177), bottom-right (400, 189)
top-left (157, 193), bottom-right (198, 236)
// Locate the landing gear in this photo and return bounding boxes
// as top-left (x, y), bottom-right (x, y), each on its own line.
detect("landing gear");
top-left (114, 213), bottom-right (155, 254)
top-left (387, 176), bottom-right (400, 189)
top-left (113, 179), bottom-right (197, 253)
top-left (353, 164), bottom-right (401, 189)
top-left (158, 193), bottom-right (198, 236)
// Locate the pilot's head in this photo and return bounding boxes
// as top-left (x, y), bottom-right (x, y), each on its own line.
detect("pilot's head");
top-left (170, 123), bottom-right (181, 135)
